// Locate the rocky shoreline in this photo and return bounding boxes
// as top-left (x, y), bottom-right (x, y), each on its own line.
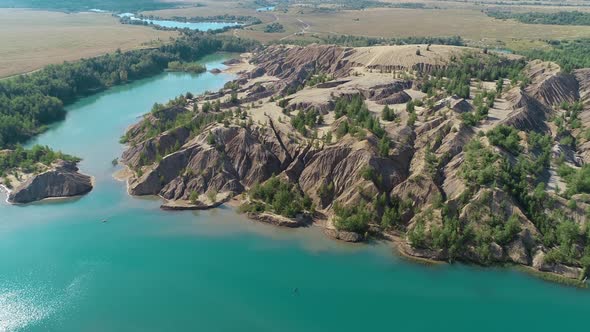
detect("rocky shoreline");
top-left (246, 211), bottom-right (312, 228)
top-left (6, 160), bottom-right (94, 204)
top-left (160, 191), bottom-right (232, 210)
top-left (0, 184), bottom-right (12, 204)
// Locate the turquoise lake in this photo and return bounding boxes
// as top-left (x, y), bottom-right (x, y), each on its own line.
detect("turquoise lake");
top-left (1, 54), bottom-right (590, 331)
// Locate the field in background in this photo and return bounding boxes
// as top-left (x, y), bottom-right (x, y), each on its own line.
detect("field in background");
top-left (297, 8), bottom-right (590, 43)
top-left (5, 0), bottom-right (590, 77)
top-left (0, 9), bottom-right (177, 78)
top-left (145, 0), bottom-right (590, 47)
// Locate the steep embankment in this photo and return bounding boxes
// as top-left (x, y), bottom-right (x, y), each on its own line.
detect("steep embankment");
top-left (119, 44), bottom-right (590, 284)
top-left (7, 160), bottom-right (93, 204)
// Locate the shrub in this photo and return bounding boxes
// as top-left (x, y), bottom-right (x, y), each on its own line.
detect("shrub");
top-left (264, 22), bottom-right (285, 33)
top-left (494, 215), bottom-right (521, 245)
top-left (381, 105), bottom-right (395, 121)
top-left (333, 202), bottom-right (374, 233)
top-left (408, 220), bottom-right (427, 248)
top-left (333, 95), bottom-right (387, 138)
top-left (243, 176), bottom-right (313, 218)
top-left (0, 145), bottom-right (80, 176)
top-left (562, 164), bottom-right (590, 196)
top-left (460, 140), bottom-right (500, 187)
top-left (189, 191), bottom-right (199, 204)
top-left (486, 125), bottom-right (522, 154)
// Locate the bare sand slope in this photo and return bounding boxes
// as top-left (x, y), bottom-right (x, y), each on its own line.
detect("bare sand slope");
top-left (348, 45), bottom-right (466, 69)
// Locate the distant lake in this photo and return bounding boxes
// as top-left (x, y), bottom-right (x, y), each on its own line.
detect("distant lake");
top-left (256, 6), bottom-right (275, 12)
top-left (118, 13), bottom-right (242, 31)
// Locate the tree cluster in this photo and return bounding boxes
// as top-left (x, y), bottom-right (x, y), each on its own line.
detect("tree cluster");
top-left (240, 176), bottom-right (314, 218)
top-left (487, 10), bottom-right (590, 26)
top-left (421, 54), bottom-right (526, 99)
top-left (264, 23), bottom-right (285, 33)
top-left (520, 39), bottom-right (590, 72)
top-left (0, 145), bottom-right (79, 180)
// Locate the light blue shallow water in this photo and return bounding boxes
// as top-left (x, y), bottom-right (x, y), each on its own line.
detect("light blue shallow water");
top-left (139, 18), bottom-right (241, 31)
top-left (1, 54), bottom-right (590, 332)
top-left (256, 6), bottom-right (275, 12)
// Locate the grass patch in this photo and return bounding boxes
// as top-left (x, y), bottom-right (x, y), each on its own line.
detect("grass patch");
top-left (0, 9), bottom-right (177, 78)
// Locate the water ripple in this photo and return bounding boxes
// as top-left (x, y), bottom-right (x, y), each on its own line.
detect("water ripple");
top-left (0, 272), bottom-right (89, 332)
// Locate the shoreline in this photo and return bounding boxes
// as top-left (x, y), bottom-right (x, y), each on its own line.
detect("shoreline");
top-left (112, 157), bottom-right (589, 288)
top-left (222, 53), bottom-right (254, 74)
top-left (0, 183), bottom-right (12, 204)
top-left (1, 174), bottom-right (95, 206)
top-left (109, 49), bottom-right (588, 289)
top-left (113, 165), bottom-right (133, 182)
top-left (110, 169), bottom-right (588, 288)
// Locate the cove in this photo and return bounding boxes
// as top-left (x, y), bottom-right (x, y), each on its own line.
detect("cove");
top-left (0, 54), bottom-right (590, 332)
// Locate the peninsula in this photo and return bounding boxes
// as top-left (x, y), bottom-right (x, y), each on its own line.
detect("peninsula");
top-left (1, 146), bottom-right (93, 204)
top-left (120, 44), bottom-right (590, 283)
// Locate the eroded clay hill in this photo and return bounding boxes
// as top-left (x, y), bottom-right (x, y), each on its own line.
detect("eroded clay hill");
top-left (119, 44), bottom-right (590, 283)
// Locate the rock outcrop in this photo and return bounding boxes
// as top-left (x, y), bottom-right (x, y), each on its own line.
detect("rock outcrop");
top-left (502, 88), bottom-right (552, 132)
top-left (525, 60), bottom-right (579, 107)
top-left (247, 212), bottom-right (311, 228)
top-left (8, 160), bottom-right (93, 204)
top-left (324, 228), bottom-right (364, 242)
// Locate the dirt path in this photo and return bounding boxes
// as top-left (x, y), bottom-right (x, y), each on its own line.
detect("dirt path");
top-left (280, 18), bottom-right (310, 41)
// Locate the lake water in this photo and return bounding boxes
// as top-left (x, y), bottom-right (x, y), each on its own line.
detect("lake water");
top-left (256, 6), bottom-right (275, 12)
top-left (118, 13), bottom-right (241, 31)
top-left (138, 19), bottom-right (241, 31)
top-left (1, 54), bottom-right (590, 332)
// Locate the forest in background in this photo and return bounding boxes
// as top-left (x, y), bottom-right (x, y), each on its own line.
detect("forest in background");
top-left (0, 0), bottom-right (186, 12)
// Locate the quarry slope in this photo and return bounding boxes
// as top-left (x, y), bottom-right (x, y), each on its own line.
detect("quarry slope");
top-left (119, 44), bottom-right (590, 285)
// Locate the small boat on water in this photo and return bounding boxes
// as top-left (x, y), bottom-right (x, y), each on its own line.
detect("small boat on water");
top-left (102, 219), bottom-right (107, 223)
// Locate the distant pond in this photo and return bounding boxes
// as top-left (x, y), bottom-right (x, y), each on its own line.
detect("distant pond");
top-left (118, 13), bottom-right (242, 31)
top-left (256, 6), bottom-right (275, 12)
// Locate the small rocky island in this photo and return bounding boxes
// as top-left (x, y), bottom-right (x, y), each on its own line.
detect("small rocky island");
top-left (119, 45), bottom-right (590, 285)
top-left (1, 147), bottom-right (93, 204)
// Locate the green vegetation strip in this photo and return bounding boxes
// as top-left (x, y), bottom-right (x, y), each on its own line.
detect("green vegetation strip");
top-left (277, 35), bottom-right (464, 48)
top-left (0, 0), bottom-right (184, 12)
top-left (488, 10), bottom-right (590, 27)
top-left (519, 39), bottom-right (590, 72)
